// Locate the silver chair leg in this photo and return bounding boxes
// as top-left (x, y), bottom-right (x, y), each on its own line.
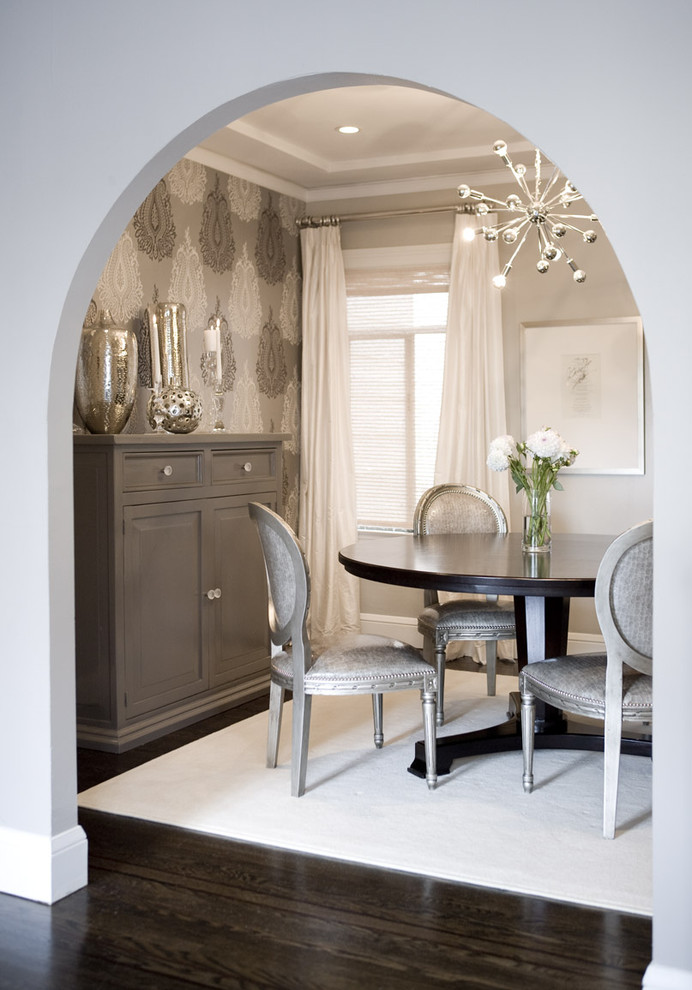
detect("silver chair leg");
top-left (266, 680), bottom-right (284, 768)
top-left (372, 693), bottom-right (384, 748)
top-left (435, 644), bottom-right (446, 726)
top-left (421, 678), bottom-right (437, 790)
top-left (603, 702), bottom-right (623, 839)
top-left (485, 640), bottom-right (497, 696)
top-left (521, 687), bottom-right (535, 793)
top-left (291, 692), bottom-right (312, 797)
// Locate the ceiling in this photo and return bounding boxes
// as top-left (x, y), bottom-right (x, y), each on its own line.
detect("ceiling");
top-left (190, 84), bottom-right (534, 204)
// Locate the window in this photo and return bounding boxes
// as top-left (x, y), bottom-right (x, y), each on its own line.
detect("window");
top-left (345, 254), bottom-right (449, 530)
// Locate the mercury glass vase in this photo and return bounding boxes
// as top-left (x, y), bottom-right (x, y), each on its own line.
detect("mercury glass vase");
top-left (522, 488), bottom-right (552, 552)
top-left (74, 309), bottom-right (138, 434)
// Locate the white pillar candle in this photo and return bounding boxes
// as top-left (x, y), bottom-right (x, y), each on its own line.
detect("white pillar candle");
top-left (203, 326), bottom-right (217, 354)
top-left (215, 323), bottom-right (222, 383)
top-left (149, 308), bottom-right (162, 386)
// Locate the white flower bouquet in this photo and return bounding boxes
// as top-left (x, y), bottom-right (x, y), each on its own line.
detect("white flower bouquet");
top-left (487, 428), bottom-right (579, 549)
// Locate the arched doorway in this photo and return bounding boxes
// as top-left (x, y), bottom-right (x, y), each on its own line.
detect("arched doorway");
top-left (64, 72), bottom-right (653, 870)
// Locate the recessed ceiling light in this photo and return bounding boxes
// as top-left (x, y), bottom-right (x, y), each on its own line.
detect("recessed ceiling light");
top-left (337, 125), bottom-right (360, 134)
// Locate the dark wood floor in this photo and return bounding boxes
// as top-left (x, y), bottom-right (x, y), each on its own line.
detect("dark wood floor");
top-left (0, 662), bottom-right (651, 990)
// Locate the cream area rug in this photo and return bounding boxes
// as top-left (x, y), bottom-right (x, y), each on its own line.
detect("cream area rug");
top-left (78, 671), bottom-right (652, 916)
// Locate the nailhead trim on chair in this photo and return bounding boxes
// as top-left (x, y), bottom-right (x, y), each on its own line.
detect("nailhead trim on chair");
top-left (521, 654), bottom-right (652, 718)
top-left (418, 602), bottom-right (516, 637)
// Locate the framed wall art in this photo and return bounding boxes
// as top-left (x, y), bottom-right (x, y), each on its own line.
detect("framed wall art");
top-left (521, 317), bottom-right (644, 474)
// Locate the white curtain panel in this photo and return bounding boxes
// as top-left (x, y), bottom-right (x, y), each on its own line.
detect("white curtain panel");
top-left (435, 212), bottom-right (511, 512)
top-left (435, 213), bottom-right (514, 662)
top-left (299, 225), bottom-right (360, 652)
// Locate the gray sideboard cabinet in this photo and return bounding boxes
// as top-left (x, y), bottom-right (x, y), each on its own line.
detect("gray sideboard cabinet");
top-left (73, 433), bottom-right (287, 752)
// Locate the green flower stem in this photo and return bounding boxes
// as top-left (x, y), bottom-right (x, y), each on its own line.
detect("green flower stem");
top-left (524, 488), bottom-right (551, 548)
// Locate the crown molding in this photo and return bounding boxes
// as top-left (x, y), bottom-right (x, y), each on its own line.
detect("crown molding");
top-left (304, 167), bottom-right (512, 204)
top-left (186, 149), bottom-right (526, 207)
top-left (228, 118), bottom-right (534, 177)
top-left (185, 148), bottom-right (308, 200)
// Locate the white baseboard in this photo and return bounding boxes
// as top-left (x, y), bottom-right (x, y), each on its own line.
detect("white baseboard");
top-left (0, 824), bottom-right (88, 904)
top-left (643, 962), bottom-right (692, 990)
top-left (359, 613), bottom-right (604, 656)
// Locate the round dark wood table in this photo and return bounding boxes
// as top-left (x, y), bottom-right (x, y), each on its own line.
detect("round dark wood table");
top-left (339, 532), bottom-right (651, 777)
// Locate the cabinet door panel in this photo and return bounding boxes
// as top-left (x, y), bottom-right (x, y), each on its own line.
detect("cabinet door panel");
top-left (74, 451), bottom-right (113, 723)
top-left (209, 497), bottom-right (272, 688)
top-left (123, 503), bottom-right (206, 717)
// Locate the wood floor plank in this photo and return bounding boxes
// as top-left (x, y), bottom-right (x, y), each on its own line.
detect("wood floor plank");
top-left (71, 809), bottom-right (650, 990)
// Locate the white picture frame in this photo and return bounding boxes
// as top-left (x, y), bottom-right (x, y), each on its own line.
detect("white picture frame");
top-left (521, 317), bottom-right (644, 475)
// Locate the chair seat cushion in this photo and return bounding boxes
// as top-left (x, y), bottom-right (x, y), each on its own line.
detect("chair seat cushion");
top-left (418, 600), bottom-right (516, 641)
top-left (272, 634), bottom-right (436, 693)
top-left (521, 653), bottom-right (652, 719)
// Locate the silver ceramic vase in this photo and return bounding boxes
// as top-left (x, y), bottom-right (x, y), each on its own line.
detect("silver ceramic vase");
top-left (75, 310), bottom-right (138, 434)
top-left (146, 386), bottom-right (203, 434)
top-left (153, 301), bottom-right (191, 388)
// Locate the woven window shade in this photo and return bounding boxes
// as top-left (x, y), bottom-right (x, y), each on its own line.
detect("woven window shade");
top-left (346, 266), bottom-right (449, 530)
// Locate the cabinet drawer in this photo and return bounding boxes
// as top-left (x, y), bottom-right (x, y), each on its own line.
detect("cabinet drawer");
top-left (211, 448), bottom-right (277, 487)
top-left (122, 451), bottom-right (203, 491)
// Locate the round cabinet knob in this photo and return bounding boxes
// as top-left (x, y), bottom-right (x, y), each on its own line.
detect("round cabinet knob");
top-left (214, 588), bottom-right (222, 599)
top-left (243, 462), bottom-right (253, 473)
top-left (206, 588), bottom-right (222, 600)
top-left (162, 464), bottom-right (173, 477)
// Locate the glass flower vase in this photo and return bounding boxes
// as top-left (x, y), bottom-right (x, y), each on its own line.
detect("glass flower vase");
top-left (522, 488), bottom-right (552, 552)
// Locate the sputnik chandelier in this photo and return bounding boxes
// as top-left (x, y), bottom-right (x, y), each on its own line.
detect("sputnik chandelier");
top-left (458, 140), bottom-right (599, 288)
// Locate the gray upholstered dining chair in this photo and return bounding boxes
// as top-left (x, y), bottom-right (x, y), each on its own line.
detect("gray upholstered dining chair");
top-left (248, 501), bottom-right (438, 796)
top-left (520, 519), bottom-right (653, 838)
top-left (414, 484), bottom-right (516, 725)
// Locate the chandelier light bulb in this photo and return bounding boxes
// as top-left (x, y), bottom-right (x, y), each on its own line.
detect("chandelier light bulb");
top-left (583, 230), bottom-right (598, 243)
top-left (502, 228), bottom-right (519, 244)
top-left (537, 259), bottom-right (550, 274)
top-left (476, 202), bottom-right (490, 215)
top-left (493, 140), bottom-right (508, 156)
top-left (457, 183), bottom-right (471, 199)
top-left (492, 273), bottom-right (507, 289)
top-left (483, 228), bottom-right (498, 241)
top-left (506, 194), bottom-right (522, 210)
top-left (543, 244), bottom-right (560, 261)
top-left (573, 269), bottom-right (586, 283)
top-left (552, 223), bottom-right (567, 238)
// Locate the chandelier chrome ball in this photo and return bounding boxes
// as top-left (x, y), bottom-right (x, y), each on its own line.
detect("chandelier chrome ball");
top-left (457, 141), bottom-right (599, 288)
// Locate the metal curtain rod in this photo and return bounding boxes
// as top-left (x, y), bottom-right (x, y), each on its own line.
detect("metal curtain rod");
top-left (296, 204), bottom-right (477, 229)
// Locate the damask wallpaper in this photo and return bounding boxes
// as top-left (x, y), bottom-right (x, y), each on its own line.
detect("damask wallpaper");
top-left (77, 158), bottom-right (304, 529)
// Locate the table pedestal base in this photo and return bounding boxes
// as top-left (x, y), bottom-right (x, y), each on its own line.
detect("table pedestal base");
top-left (408, 691), bottom-right (652, 778)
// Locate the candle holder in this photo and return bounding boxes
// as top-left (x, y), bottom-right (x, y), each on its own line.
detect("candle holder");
top-left (211, 386), bottom-right (225, 433)
top-left (202, 350), bottom-right (225, 432)
top-left (147, 384), bottom-right (166, 433)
